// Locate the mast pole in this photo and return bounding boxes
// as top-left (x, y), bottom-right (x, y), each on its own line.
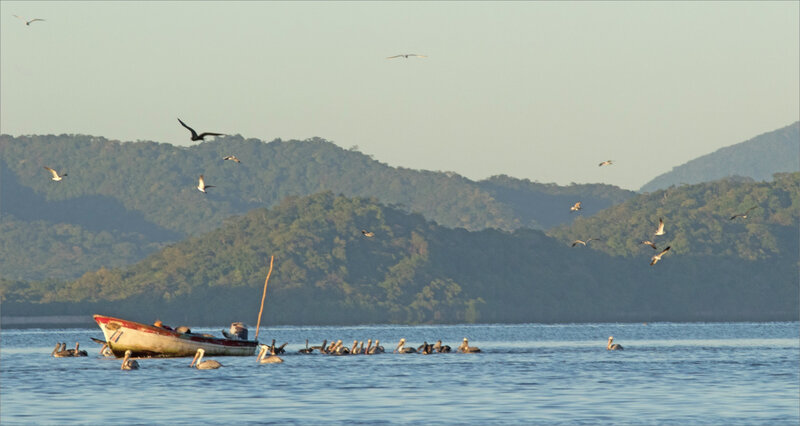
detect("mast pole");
top-left (254, 255), bottom-right (274, 341)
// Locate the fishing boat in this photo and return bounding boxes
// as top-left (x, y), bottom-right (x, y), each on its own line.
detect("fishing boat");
top-left (93, 314), bottom-right (258, 358)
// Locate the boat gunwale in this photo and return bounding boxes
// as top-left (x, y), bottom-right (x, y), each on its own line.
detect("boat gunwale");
top-left (93, 314), bottom-right (259, 357)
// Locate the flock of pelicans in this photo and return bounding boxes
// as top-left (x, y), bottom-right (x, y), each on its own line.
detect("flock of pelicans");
top-left (51, 336), bottom-right (626, 370)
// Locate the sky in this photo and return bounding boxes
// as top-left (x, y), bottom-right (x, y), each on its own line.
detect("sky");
top-left (1, 1), bottom-right (798, 190)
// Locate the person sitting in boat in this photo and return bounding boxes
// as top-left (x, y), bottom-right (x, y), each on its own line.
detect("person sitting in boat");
top-left (153, 320), bottom-right (173, 331)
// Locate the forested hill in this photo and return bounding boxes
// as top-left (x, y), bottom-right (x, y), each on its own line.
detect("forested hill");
top-left (0, 133), bottom-right (633, 281)
top-left (0, 133), bottom-right (633, 235)
top-left (639, 121), bottom-right (799, 192)
top-left (1, 191), bottom-right (796, 326)
top-left (548, 172), bottom-right (800, 260)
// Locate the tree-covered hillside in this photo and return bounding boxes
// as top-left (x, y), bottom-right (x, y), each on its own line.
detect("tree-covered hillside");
top-left (548, 172), bottom-right (800, 260)
top-left (640, 121), bottom-right (799, 192)
top-left (2, 191), bottom-right (795, 326)
top-left (0, 133), bottom-right (633, 280)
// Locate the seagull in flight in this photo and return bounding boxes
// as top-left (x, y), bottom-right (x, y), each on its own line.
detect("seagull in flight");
top-left (14, 15), bottom-right (45, 26)
top-left (223, 155), bottom-right (241, 163)
top-left (650, 246), bottom-right (671, 266)
top-left (654, 217), bottom-right (666, 236)
top-left (640, 240), bottom-right (658, 250)
top-left (730, 206), bottom-right (758, 220)
top-left (598, 160), bottom-right (613, 167)
top-left (43, 166), bottom-right (66, 181)
top-left (571, 238), bottom-right (601, 247)
top-left (570, 202), bottom-right (582, 212)
top-left (178, 118), bottom-right (224, 141)
top-left (361, 230), bottom-right (375, 237)
top-left (197, 175), bottom-right (214, 193)
top-left (386, 54), bottom-right (427, 59)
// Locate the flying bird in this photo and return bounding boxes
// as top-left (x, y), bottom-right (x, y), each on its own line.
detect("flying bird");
top-left (223, 155), bottom-right (241, 163)
top-left (197, 175), bottom-right (214, 193)
top-left (650, 246), bottom-right (671, 266)
top-left (386, 54), bottom-right (427, 59)
top-left (571, 238), bottom-right (601, 247)
top-left (361, 229), bottom-right (375, 238)
top-left (654, 217), bottom-right (666, 236)
top-left (598, 160), bottom-right (613, 167)
top-left (640, 240), bottom-right (658, 250)
top-left (13, 15), bottom-right (45, 25)
top-left (43, 166), bottom-right (66, 181)
top-left (570, 202), bottom-right (582, 212)
top-left (730, 206), bottom-right (758, 220)
top-left (177, 118), bottom-right (224, 141)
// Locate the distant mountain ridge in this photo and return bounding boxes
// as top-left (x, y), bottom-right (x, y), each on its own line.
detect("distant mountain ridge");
top-left (0, 133), bottom-right (633, 281)
top-left (639, 122), bottom-right (799, 192)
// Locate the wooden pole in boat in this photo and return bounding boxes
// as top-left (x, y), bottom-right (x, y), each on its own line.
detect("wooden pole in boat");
top-left (254, 255), bottom-right (274, 341)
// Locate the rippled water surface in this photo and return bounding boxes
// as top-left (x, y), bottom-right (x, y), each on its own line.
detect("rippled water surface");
top-left (1, 322), bottom-right (798, 425)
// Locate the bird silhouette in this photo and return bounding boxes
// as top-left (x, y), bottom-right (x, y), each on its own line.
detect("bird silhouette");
top-left (650, 246), bottom-right (671, 266)
top-left (598, 160), bottom-right (613, 167)
top-left (43, 166), bottom-right (66, 181)
top-left (223, 155), bottom-right (241, 163)
top-left (386, 54), bottom-right (427, 59)
top-left (197, 175), bottom-right (214, 193)
top-left (178, 118), bottom-right (224, 141)
top-left (361, 230), bottom-right (375, 237)
top-left (570, 202), bottom-right (582, 212)
top-left (13, 15), bottom-right (45, 25)
top-left (730, 206), bottom-right (758, 220)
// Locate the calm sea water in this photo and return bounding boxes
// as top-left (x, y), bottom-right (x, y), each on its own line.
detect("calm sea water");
top-left (1, 322), bottom-right (797, 425)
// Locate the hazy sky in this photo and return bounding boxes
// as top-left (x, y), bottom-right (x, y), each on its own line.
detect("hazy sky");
top-left (1, 1), bottom-right (798, 190)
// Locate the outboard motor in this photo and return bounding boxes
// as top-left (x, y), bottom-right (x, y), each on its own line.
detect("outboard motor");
top-left (223, 322), bottom-right (248, 340)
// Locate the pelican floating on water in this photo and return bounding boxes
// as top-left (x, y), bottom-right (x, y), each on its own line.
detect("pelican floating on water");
top-left (394, 338), bottom-right (416, 353)
top-left (190, 348), bottom-right (222, 369)
top-left (433, 340), bottom-right (451, 353)
top-left (458, 338), bottom-right (481, 353)
top-left (361, 229), bottom-right (375, 237)
top-left (369, 340), bottom-right (384, 354)
top-left (298, 339), bottom-right (314, 354)
top-left (607, 336), bottom-right (623, 350)
top-left (71, 342), bottom-right (88, 357)
top-left (52, 343), bottom-right (72, 357)
top-left (257, 344), bottom-right (284, 364)
top-left (99, 343), bottom-right (114, 357)
top-left (121, 350), bottom-right (140, 370)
